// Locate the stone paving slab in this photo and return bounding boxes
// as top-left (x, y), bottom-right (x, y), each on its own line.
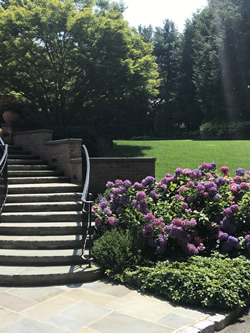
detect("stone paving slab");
top-left (0, 279), bottom-right (241, 333)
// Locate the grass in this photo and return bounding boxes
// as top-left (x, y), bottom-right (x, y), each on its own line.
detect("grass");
top-left (99, 140), bottom-right (250, 181)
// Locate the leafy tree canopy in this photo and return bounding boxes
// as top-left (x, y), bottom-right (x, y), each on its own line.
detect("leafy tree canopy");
top-left (0, 0), bottom-right (159, 130)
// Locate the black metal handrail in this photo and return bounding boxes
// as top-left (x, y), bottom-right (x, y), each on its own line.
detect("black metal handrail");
top-left (0, 137), bottom-right (8, 217)
top-left (81, 144), bottom-right (94, 267)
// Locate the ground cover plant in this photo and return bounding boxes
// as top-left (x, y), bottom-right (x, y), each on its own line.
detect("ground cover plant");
top-left (99, 140), bottom-right (250, 181)
top-left (92, 162), bottom-right (250, 309)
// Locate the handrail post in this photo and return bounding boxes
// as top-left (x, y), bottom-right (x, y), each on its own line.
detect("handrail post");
top-left (81, 144), bottom-right (94, 267)
top-left (0, 138), bottom-right (8, 218)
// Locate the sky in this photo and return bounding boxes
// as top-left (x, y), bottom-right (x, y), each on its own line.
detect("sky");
top-left (113, 0), bottom-right (208, 32)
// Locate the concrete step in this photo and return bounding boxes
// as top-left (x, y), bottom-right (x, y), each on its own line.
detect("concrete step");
top-left (8, 176), bottom-right (71, 184)
top-left (8, 170), bottom-right (64, 177)
top-left (8, 164), bottom-right (56, 170)
top-left (7, 159), bottom-right (48, 165)
top-left (8, 183), bottom-right (82, 194)
top-left (0, 263), bottom-right (103, 287)
top-left (3, 201), bottom-right (82, 212)
top-left (0, 211), bottom-right (82, 222)
top-left (0, 226), bottom-right (83, 236)
top-left (6, 193), bottom-right (81, 203)
top-left (0, 239), bottom-right (83, 250)
top-left (0, 253), bottom-right (88, 266)
top-left (8, 154), bottom-right (40, 159)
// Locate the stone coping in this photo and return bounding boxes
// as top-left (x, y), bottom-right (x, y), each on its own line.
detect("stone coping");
top-left (90, 157), bottom-right (156, 162)
top-left (45, 138), bottom-right (82, 145)
top-left (14, 129), bottom-right (53, 135)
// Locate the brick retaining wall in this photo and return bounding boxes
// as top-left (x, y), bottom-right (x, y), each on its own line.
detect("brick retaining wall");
top-left (12, 129), bottom-right (156, 196)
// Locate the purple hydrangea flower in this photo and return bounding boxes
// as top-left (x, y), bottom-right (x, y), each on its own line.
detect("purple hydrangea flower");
top-left (186, 181), bottom-right (195, 188)
top-left (236, 168), bottom-right (245, 176)
top-left (239, 182), bottom-right (248, 190)
top-left (99, 198), bottom-right (108, 209)
top-left (136, 191), bottom-right (146, 201)
top-left (215, 193), bottom-right (222, 201)
top-left (217, 231), bottom-right (229, 240)
top-left (174, 195), bottom-right (184, 202)
top-left (106, 181), bottom-right (114, 188)
top-left (172, 218), bottom-right (182, 227)
top-left (142, 223), bottom-right (154, 237)
top-left (114, 179), bottom-right (123, 187)
top-left (230, 183), bottom-right (240, 193)
top-left (175, 168), bottom-right (183, 176)
top-left (208, 186), bottom-right (217, 196)
top-left (144, 213), bottom-right (155, 222)
top-left (227, 236), bottom-right (238, 247)
top-left (178, 186), bottom-right (187, 193)
top-left (220, 218), bottom-right (237, 234)
top-left (149, 190), bottom-right (160, 199)
top-left (133, 182), bottom-right (144, 190)
top-left (123, 179), bottom-right (132, 189)
top-left (215, 177), bottom-right (226, 186)
top-left (196, 183), bottom-right (205, 194)
top-left (141, 176), bottom-right (156, 187)
top-left (185, 243), bottom-right (199, 255)
top-left (104, 208), bottom-right (112, 216)
top-left (209, 162), bottom-right (217, 170)
top-left (245, 235), bottom-right (250, 243)
top-left (95, 217), bottom-right (102, 228)
top-left (108, 217), bottom-right (119, 227)
top-left (230, 204), bottom-right (240, 214)
top-left (223, 207), bottom-right (233, 218)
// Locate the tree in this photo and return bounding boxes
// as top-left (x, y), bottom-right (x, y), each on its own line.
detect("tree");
top-left (151, 20), bottom-right (182, 137)
top-left (0, 0), bottom-right (159, 136)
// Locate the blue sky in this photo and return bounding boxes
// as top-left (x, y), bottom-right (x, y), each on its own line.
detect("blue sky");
top-left (114, 0), bottom-right (208, 32)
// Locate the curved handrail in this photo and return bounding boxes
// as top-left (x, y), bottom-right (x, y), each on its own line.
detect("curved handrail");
top-left (0, 137), bottom-right (8, 216)
top-left (81, 144), bottom-right (94, 266)
top-left (81, 144), bottom-right (91, 203)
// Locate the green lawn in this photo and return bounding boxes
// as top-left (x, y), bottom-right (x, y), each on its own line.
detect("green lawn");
top-left (100, 140), bottom-right (250, 181)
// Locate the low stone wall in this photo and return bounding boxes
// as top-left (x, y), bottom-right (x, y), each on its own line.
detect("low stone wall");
top-left (89, 157), bottom-right (156, 196)
top-left (13, 130), bottom-right (82, 183)
top-left (12, 129), bottom-right (156, 196)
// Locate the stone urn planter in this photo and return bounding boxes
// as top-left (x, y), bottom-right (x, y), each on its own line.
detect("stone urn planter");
top-left (2, 110), bottom-right (21, 124)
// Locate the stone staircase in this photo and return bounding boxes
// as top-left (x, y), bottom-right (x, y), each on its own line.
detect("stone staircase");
top-left (0, 145), bottom-right (102, 287)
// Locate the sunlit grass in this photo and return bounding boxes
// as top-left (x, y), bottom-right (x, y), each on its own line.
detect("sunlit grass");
top-left (100, 140), bottom-right (250, 181)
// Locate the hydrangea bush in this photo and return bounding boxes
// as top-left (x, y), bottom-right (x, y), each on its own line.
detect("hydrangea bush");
top-left (93, 162), bottom-right (250, 258)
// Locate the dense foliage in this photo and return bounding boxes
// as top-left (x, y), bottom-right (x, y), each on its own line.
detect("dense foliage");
top-left (118, 254), bottom-right (250, 309)
top-left (138, 0), bottom-right (250, 138)
top-left (0, 0), bottom-right (159, 137)
top-left (92, 162), bottom-right (250, 309)
top-left (93, 163), bottom-right (250, 258)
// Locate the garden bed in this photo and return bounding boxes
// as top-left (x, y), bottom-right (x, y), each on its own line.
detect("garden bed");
top-left (92, 162), bottom-right (250, 309)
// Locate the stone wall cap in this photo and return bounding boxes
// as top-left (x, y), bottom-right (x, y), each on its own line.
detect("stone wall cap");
top-left (45, 138), bottom-right (82, 145)
top-left (14, 129), bottom-right (53, 135)
top-left (70, 158), bottom-right (82, 163)
top-left (90, 157), bottom-right (156, 162)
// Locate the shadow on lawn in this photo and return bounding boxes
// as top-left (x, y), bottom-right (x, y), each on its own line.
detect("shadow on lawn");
top-left (98, 144), bottom-right (152, 157)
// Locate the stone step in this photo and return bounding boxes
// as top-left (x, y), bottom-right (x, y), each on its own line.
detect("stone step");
top-left (8, 159), bottom-right (48, 165)
top-left (0, 225), bottom-right (83, 236)
top-left (8, 164), bottom-right (56, 170)
top-left (3, 201), bottom-right (82, 212)
top-left (8, 176), bottom-right (71, 184)
top-left (6, 193), bottom-right (82, 203)
top-left (8, 154), bottom-right (40, 159)
top-left (0, 239), bottom-right (83, 250)
top-left (8, 170), bottom-right (64, 177)
top-left (0, 211), bottom-right (82, 222)
top-left (0, 263), bottom-right (103, 287)
top-left (8, 183), bottom-right (82, 194)
top-left (0, 253), bottom-right (88, 266)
